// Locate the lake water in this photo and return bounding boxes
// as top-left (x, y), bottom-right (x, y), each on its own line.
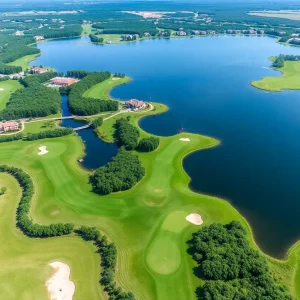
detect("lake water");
top-left (32, 35), bottom-right (300, 258)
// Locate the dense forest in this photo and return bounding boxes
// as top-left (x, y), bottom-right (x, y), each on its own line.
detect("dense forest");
top-left (67, 72), bottom-right (119, 115)
top-left (66, 70), bottom-right (90, 79)
top-left (28, 25), bottom-right (82, 39)
top-left (0, 84), bottom-right (61, 120)
top-left (89, 34), bottom-right (104, 43)
top-left (114, 118), bottom-right (140, 150)
top-left (90, 147), bottom-right (145, 195)
top-left (0, 165), bottom-right (74, 237)
top-left (0, 34), bottom-right (40, 74)
top-left (93, 21), bottom-right (158, 36)
top-left (76, 226), bottom-right (135, 300)
top-left (187, 221), bottom-right (293, 300)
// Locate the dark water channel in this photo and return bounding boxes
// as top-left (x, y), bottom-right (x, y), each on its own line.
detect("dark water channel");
top-left (32, 35), bottom-right (300, 257)
top-left (60, 95), bottom-right (117, 170)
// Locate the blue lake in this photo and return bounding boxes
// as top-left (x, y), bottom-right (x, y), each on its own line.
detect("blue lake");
top-left (32, 35), bottom-right (300, 258)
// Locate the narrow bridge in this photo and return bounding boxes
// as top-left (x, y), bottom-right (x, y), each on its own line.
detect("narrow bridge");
top-left (73, 124), bottom-right (92, 131)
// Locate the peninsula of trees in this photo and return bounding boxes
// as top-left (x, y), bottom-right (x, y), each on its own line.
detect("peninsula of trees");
top-left (187, 221), bottom-right (293, 300)
top-left (90, 147), bottom-right (145, 195)
top-left (67, 71), bottom-right (119, 115)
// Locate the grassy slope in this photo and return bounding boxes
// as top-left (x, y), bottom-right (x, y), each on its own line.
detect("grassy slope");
top-left (0, 172), bottom-right (104, 300)
top-left (0, 80), bottom-right (22, 111)
top-left (0, 76), bottom-right (300, 300)
top-left (81, 24), bottom-right (93, 36)
top-left (251, 60), bottom-right (300, 92)
top-left (8, 54), bottom-right (41, 71)
top-left (83, 76), bottom-right (131, 100)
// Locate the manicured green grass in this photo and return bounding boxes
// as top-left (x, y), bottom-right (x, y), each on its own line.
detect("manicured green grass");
top-left (81, 24), bottom-right (93, 36)
top-left (83, 76), bottom-right (131, 100)
top-left (97, 102), bottom-right (168, 142)
top-left (251, 60), bottom-right (300, 92)
top-left (8, 54), bottom-right (40, 71)
top-left (1, 122), bottom-right (300, 299)
top-left (0, 80), bottom-right (22, 111)
top-left (1, 74), bottom-right (300, 300)
top-left (0, 173), bottom-right (104, 300)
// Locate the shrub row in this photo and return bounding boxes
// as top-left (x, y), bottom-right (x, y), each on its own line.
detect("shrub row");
top-left (0, 128), bottom-right (73, 144)
top-left (26, 128), bottom-right (74, 141)
top-left (76, 226), bottom-right (135, 300)
top-left (68, 72), bottom-right (119, 116)
top-left (0, 133), bottom-right (23, 143)
top-left (90, 147), bottom-right (145, 195)
top-left (0, 165), bottom-right (74, 237)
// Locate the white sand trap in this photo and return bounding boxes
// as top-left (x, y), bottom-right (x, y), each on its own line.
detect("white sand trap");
top-left (186, 213), bottom-right (203, 225)
top-left (0, 88), bottom-right (4, 91)
top-left (180, 138), bottom-right (190, 142)
top-left (112, 77), bottom-right (120, 81)
top-left (46, 262), bottom-right (75, 300)
top-left (38, 146), bottom-right (48, 155)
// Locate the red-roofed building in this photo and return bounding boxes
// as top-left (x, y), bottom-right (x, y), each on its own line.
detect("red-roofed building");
top-left (125, 99), bottom-right (146, 110)
top-left (50, 77), bottom-right (77, 86)
top-left (0, 121), bottom-right (19, 132)
top-left (31, 67), bottom-right (47, 74)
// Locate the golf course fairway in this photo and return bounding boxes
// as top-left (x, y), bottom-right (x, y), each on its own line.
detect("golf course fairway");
top-left (1, 77), bottom-right (300, 299)
top-left (251, 60), bottom-right (300, 92)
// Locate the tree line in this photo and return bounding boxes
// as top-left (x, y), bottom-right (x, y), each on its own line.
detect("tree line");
top-left (0, 165), bottom-right (74, 237)
top-left (67, 72), bottom-right (119, 116)
top-left (66, 70), bottom-right (90, 79)
top-left (0, 34), bottom-right (40, 74)
top-left (21, 71), bottom-right (62, 87)
top-left (272, 55), bottom-right (300, 68)
top-left (76, 226), bottom-right (135, 300)
top-left (90, 147), bottom-right (145, 195)
top-left (89, 34), bottom-right (104, 43)
top-left (0, 165), bottom-right (136, 299)
top-left (93, 20), bottom-right (158, 36)
top-left (187, 221), bottom-right (293, 300)
top-left (28, 25), bottom-right (82, 39)
top-left (26, 128), bottom-right (74, 141)
top-left (0, 128), bottom-right (73, 143)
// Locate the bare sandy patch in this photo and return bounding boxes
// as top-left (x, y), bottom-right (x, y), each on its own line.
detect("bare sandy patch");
top-left (180, 138), bottom-right (190, 142)
top-left (112, 77), bottom-right (120, 81)
top-left (154, 188), bottom-right (162, 193)
top-left (46, 262), bottom-right (75, 300)
top-left (38, 146), bottom-right (48, 155)
top-left (0, 88), bottom-right (4, 91)
top-left (186, 213), bottom-right (203, 225)
top-left (51, 209), bottom-right (60, 216)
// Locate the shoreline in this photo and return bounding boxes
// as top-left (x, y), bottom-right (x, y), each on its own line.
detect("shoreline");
top-left (3, 32), bottom-right (300, 298)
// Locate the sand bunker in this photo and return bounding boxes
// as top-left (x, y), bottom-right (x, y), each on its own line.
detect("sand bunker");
top-left (180, 138), bottom-right (190, 142)
top-left (186, 213), bottom-right (203, 225)
top-left (38, 146), bottom-right (48, 155)
top-left (46, 262), bottom-right (75, 300)
top-left (112, 77), bottom-right (120, 81)
top-left (0, 88), bottom-right (4, 91)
